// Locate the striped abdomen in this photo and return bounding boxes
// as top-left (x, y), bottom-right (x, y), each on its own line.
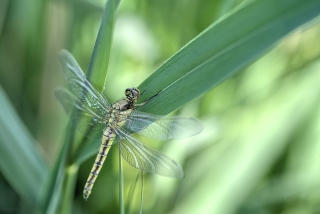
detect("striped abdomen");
top-left (83, 127), bottom-right (116, 200)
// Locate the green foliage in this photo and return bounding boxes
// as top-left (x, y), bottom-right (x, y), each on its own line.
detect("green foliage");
top-left (87, 0), bottom-right (121, 91)
top-left (0, 0), bottom-right (320, 213)
top-left (0, 86), bottom-right (48, 208)
top-left (138, 0), bottom-right (320, 115)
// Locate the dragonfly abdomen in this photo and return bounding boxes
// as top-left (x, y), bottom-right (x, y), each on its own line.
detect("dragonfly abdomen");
top-left (83, 127), bottom-right (116, 200)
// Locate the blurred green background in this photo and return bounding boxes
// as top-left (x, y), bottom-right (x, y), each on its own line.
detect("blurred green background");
top-left (1, 0), bottom-right (320, 213)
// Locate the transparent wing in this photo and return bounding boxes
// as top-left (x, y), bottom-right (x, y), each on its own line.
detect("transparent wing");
top-left (58, 50), bottom-right (110, 117)
top-left (116, 127), bottom-right (184, 178)
top-left (54, 87), bottom-right (105, 139)
top-left (125, 110), bottom-right (202, 141)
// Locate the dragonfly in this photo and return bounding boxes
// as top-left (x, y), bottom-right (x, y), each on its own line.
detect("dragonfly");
top-left (55, 50), bottom-right (202, 200)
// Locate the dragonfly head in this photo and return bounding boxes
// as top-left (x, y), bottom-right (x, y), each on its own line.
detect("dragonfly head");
top-left (125, 87), bottom-right (140, 102)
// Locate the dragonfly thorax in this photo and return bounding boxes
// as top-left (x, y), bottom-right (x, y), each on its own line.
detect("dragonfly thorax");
top-left (106, 88), bottom-right (141, 127)
top-left (108, 99), bottom-right (134, 127)
top-left (111, 98), bottom-right (135, 111)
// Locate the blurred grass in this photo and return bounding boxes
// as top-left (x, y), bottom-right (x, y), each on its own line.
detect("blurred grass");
top-left (0, 0), bottom-right (320, 214)
top-left (0, 86), bottom-right (48, 208)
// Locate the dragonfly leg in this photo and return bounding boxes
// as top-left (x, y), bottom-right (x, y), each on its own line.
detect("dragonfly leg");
top-left (135, 90), bottom-right (162, 107)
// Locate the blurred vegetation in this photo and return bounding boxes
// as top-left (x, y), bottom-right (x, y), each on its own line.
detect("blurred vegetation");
top-left (1, 0), bottom-right (320, 214)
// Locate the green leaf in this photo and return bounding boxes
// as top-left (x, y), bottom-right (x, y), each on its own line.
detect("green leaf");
top-left (40, 123), bottom-right (74, 214)
top-left (60, 164), bottom-right (79, 214)
top-left (119, 150), bottom-right (125, 214)
top-left (0, 85), bottom-right (48, 206)
top-left (42, 0), bottom-right (122, 211)
top-left (73, 0), bottom-right (320, 168)
top-left (86, 0), bottom-right (121, 91)
top-left (137, 0), bottom-right (320, 115)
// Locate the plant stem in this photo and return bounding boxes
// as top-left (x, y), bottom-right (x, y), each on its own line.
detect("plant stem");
top-left (119, 150), bottom-right (125, 214)
top-left (139, 171), bottom-right (144, 214)
top-left (60, 164), bottom-right (79, 214)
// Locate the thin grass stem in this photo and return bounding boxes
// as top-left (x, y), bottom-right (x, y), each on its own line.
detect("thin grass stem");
top-left (119, 149), bottom-right (125, 214)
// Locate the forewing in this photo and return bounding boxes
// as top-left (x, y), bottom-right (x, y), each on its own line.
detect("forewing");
top-left (58, 50), bottom-right (110, 116)
top-left (125, 110), bottom-right (202, 141)
top-left (54, 88), bottom-right (105, 139)
top-left (116, 127), bottom-right (184, 178)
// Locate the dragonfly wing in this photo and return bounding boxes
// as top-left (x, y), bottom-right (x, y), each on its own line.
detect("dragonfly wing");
top-left (125, 110), bottom-right (202, 141)
top-left (55, 87), bottom-right (105, 139)
top-left (58, 50), bottom-right (110, 116)
top-left (116, 128), bottom-right (184, 179)
top-left (73, 115), bottom-right (105, 139)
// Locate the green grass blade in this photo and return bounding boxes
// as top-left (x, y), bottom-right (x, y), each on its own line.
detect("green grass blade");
top-left (138, 0), bottom-right (320, 115)
top-left (86, 0), bottom-right (121, 91)
top-left (0, 85), bottom-right (48, 206)
top-left (73, 0), bottom-right (320, 166)
top-left (125, 171), bottom-right (144, 214)
top-left (73, 139), bottom-right (100, 165)
top-left (125, 171), bottom-right (140, 214)
top-left (119, 150), bottom-right (125, 214)
top-left (60, 164), bottom-right (79, 214)
top-left (40, 123), bottom-right (74, 214)
top-left (138, 172), bottom-right (144, 214)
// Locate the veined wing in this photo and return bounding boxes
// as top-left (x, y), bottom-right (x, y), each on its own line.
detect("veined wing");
top-left (58, 50), bottom-right (110, 117)
top-left (115, 127), bottom-right (184, 178)
top-left (125, 110), bottom-right (202, 141)
top-left (55, 87), bottom-right (106, 139)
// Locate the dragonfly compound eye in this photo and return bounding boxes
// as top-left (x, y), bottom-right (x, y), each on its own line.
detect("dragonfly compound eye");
top-left (132, 88), bottom-right (140, 100)
top-left (125, 88), bottom-right (131, 96)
